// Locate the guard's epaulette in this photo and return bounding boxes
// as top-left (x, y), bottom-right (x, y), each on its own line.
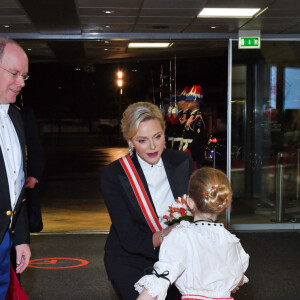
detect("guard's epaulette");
top-left (11, 103), bottom-right (21, 110)
top-left (191, 109), bottom-right (201, 115)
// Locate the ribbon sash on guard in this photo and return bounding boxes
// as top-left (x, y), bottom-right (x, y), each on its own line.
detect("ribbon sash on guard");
top-left (119, 155), bottom-right (162, 233)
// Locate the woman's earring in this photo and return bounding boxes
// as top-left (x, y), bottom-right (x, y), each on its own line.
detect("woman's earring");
top-left (129, 145), bottom-right (134, 157)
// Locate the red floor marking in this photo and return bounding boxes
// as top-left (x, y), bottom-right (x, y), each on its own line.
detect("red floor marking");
top-left (28, 258), bottom-right (89, 269)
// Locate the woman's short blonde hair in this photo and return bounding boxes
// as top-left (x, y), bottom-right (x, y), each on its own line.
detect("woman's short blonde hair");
top-left (121, 102), bottom-right (165, 142)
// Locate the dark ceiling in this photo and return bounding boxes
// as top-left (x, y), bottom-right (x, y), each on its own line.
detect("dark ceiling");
top-left (0, 0), bottom-right (300, 64)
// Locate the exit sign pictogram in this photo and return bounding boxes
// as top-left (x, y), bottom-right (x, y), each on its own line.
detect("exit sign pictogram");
top-left (238, 30), bottom-right (261, 49)
top-left (239, 37), bottom-right (260, 49)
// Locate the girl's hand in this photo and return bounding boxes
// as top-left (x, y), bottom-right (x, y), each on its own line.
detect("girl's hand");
top-left (232, 275), bottom-right (244, 293)
top-left (137, 288), bottom-right (157, 300)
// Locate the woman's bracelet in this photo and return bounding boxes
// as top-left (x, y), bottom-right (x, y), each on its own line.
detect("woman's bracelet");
top-left (160, 229), bottom-right (164, 242)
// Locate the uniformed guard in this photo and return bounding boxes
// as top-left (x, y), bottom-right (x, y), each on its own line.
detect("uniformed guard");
top-left (181, 85), bottom-right (205, 169)
top-left (175, 86), bottom-right (191, 150)
top-left (164, 90), bottom-right (182, 149)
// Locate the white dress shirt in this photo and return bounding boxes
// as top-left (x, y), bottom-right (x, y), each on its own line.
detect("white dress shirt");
top-left (137, 154), bottom-right (174, 229)
top-left (135, 221), bottom-right (250, 300)
top-left (0, 104), bottom-right (24, 210)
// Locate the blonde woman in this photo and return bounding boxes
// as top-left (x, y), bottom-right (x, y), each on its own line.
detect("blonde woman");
top-left (100, 102), bottom-right (194, 300)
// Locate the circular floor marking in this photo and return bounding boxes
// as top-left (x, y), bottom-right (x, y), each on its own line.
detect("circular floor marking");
top-left (28, 257), bottom-right (89, 269)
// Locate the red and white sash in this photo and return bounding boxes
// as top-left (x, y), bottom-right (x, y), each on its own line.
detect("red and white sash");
top-left (182, 295), bottom-right (233, 300)
top-left (119, 155), bottom-right (162, 233)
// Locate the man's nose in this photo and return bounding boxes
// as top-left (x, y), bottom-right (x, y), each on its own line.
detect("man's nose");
top-left (17, 76), bottom-right (26, 87)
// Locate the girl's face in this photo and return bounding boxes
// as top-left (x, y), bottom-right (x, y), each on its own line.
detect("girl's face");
top-left (130, 119), bottom-right (165, 165)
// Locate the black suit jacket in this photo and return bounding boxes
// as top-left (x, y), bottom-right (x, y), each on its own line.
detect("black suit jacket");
top-left (100, 149), bottom-right (194, 280)
top-left (0, 104), bottom-right (29, 246)
top-left (20, 106), bottom-right (44, 233)
top-left (20, 106), bottom-right (44, 181)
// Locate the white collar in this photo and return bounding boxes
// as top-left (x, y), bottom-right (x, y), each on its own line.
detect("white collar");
top-left (137, 153), bottom-right (163, 170)
top-left (0, 104), bottom-right (10, 116)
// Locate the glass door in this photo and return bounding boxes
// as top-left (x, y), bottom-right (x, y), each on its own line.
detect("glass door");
top-left (229, 40), bottom-right (300, 230)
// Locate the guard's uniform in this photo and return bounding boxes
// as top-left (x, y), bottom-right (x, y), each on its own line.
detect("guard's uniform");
top-left (175, 109), bottom-right (190, 150)
top-left (182, 108), bottom-right (205, 168)
top-left (170, 109), bottom-right (183, 150)
top-left (171, 86), bottom-right (192, 150)
top-left (181, 85), bottom-right (205, 169)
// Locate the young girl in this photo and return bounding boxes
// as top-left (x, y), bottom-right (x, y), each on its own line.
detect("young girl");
top-left (135, 167), bottom-right (249, 300)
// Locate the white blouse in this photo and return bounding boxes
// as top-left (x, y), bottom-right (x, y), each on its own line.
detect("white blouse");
top-left (137, 154), bottom-right (174, 229)
top-left (135, 221), bottom-right (249, 300)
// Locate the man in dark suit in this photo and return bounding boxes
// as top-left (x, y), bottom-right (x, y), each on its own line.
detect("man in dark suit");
top-left (20, 105), bottom-right (44, 233)
top-left (10, 104), bottom-right (44, 283)
top-left (0, 38), bottom-right (31, 298)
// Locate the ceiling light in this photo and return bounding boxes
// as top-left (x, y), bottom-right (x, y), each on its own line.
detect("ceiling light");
top-left (104, 41), bottom-right (109, 44)
top-left (105, 25), bottom-right (110, 28)
top-left (198, 8), bottom-right (260, 18)
top-left (128, 43), bottom-right (173, 48)
top-left (211, 26), bottom-right (217, 29)
top-left (104, 48), bottom-right (108, 51)
top-left (4, 25), bottom-right (10, 28)
top-left (103, 10), bottom-right (114, 14)
top-left (27, 48), bottom-right (32, 51)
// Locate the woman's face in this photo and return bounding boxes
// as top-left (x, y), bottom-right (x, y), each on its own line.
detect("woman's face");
top-left (130, 119), bottom-right (165, 165)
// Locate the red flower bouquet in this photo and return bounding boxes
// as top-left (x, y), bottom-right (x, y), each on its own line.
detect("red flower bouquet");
top-left (163, 194), bottom-right (193, 225)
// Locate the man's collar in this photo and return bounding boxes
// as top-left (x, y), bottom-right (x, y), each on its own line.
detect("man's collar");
top-left (0, 104), bottom-right (10, 116)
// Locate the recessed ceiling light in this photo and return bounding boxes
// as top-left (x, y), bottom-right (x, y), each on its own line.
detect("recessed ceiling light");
top-left (105, 25), bottom-right (110, 28)
top-left (103, 10), bottom-right (114, 14)
top-left (128, 42), bottom-right (173, 48)
top-left (198, 8), bottom-right (261, 18)
top-left (152, 25), bottom-right (169, 29)
top-left (104, 41), bottom-right (109, 44)
top-left (4, 25), bottom-right (10, 28)
top-left (104, 48), bottom-right (108, 51)
top-left (27, 48), bottom-right (32, 51)
top-left (211, 26), bottom-right (217, 29)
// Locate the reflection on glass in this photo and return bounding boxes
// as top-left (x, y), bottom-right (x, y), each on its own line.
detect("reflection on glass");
top-left (231, 41), bottom-right (300, 225)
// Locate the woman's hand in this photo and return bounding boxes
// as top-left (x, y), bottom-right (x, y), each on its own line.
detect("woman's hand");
top-left (163, 223), bottom-right (178, 237)
top-left (152, 223), bottom-right (178, 248)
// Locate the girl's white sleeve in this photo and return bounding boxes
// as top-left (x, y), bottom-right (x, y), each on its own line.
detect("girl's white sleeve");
top-left (237, 242), bottom-right (250, 283)
top-left (134, 229), bottom-right (187, 300)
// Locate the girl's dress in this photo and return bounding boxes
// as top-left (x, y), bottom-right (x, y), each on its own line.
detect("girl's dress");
top-left (135, 220), bottom-right (249, 300)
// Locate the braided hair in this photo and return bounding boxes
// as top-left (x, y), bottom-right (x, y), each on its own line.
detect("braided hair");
top-left (188, 167), bottom-right (232, 214)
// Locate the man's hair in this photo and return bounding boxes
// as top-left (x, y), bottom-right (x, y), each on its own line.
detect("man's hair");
top-left (0, 38), bottom-right (19, 61)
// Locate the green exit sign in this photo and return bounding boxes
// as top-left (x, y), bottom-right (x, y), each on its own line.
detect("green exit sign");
top-left (239, 37), bottom-right (260, 49)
